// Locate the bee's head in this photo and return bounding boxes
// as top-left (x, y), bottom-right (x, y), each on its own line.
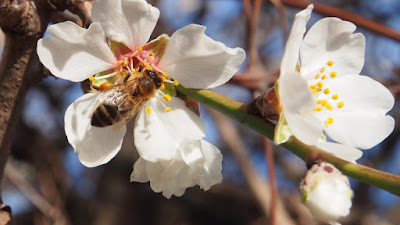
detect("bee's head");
top-left (145, 70), bottom-right (162, 88)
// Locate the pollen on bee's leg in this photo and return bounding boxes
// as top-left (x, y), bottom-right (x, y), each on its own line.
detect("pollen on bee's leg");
top-left (145, 107), bottom-right (152, 114)
top-left (100, 82), bottom-right (113, 91)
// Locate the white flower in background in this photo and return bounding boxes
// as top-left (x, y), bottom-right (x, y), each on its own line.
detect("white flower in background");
top-left (275, 5), bottom-right (395, 161)
top-left (37, 0), bottom-right (245, 197)
top-left (300, 162), bottom-right (353, 225)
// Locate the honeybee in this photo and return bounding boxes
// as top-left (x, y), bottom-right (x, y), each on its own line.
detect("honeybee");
top-left (91, 68), bottom-right (162, 127)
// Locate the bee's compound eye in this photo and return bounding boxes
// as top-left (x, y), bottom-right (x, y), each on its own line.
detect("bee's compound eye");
top-left (145, 70), bottom-right (157, 79)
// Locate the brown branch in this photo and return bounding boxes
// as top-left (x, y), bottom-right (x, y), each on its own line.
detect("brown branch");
top-left (0, 0), bottom-right (93, 223)
top-left (281, 0), bottom-right (400, 42)
top-left (268, 0), bottom-right (288, 44)
top-left (263, 137), bottom-right (277, 225)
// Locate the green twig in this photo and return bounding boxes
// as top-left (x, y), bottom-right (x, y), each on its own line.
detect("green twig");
top-left (176, 85), bottom-right (400, 196)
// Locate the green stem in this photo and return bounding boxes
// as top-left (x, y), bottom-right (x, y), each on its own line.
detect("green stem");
top-left (176, 85), bottom-right (400, 196)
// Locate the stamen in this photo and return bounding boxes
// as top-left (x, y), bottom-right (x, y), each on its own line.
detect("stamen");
top-left (317, 81), bottom-right (323, 88)
top-left (310, 84), bottom-right (317, 89)
top-left (321, 100), bottom-right (328, 106)
top-left (316, 100), bottom-right (322, 104)
top-left (163, 94), bottom-right (172, 102)
top-left (115, 61), bottom-right (122, 66)
top-left (320, 68), bottom-right (326, 73)
top-left (149, 52), bottom-right (155, 56)
top-left (161, 77), bottom-right (166, 82)
top-left (145, 107), bottom-right (152, 114)
top-left (321, 74), bottom-right (327, 80)
top-left (162, 72), bottom-right (168, 78)
top-left (314, 106), bottom-right (322, 112)
top-left (123, 59), bottom-right (129, 67)
top-left (145, 64), bottom-right (153, 71)
top-left (89, 76), bottom-right (95, 82)
top-left (173, 80), bottom-right (179, 86)
top-left (311, 88), bottom-right (317, 94)
top-left (165, 107), bottom-right (171, 112)
top-left (100, 82), bottom-right (113, 91)
top-left (323, 88), bottom-right (330, 94)
top-left (332, 94), bottom-right (339, 100)
top-left (315, 74), bottom-right (321, 79)
top-left (160, 84), bottom-right (165, 89)
top-left (327, 61), bottom-right (334, 66)
top-left (337, 102), bottom-right (344, 108)
top-left (330, 72), bottom-right (337, 78)
top-left (136, 46), bottom-right (143, 51)
top-left (325, 117), bottom-right (334, 128)
top-left (325, 103), bottom-right (333, 111)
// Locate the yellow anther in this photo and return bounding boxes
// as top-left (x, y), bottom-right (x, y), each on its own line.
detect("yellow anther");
top-left (315, 74), bottom-right (321, 79)
top-left (145, 107), bottom-right (152, 114)
top-left (161, 77), bottom-right (166, 82)
top-left (323, 88), bottom-right (330, 94)
top-left (149, 52), bottom-right (155, 56)
top-left (89, 76), bottom-right (95, 82)
top-left (337, 102), bottom-right (344, 108)
top-left (325, 103), bottom-right (333, 111)
top-left (321, 100), bottom-right (328, 106)
top-left (131, 69), bottom-right (136, 73)
top-left (330, 71), bottom-right (337, 78)
top-left (311, 88), bottom-right (317, 94)
top-left (165, 107), bottom-right (171, 112)
top-left (316, 100), bottom-right (323, 104)
top-left (321, 74), bottom-right (327, 80)
top-left (115, 61), bottom-right (122, 66)
top-left (123, 60), bottom-right (129, 67)
top-left (310, 84), bottom-right (317, 89)
top-left (145, 64), bottom-right (153, 71)
top-left (327, 60), bottom-right (334, 66)
top-left (162, 72), bottom-right (168, 78)
top-left (136, 46), bottom-right (143, 51)
top-left (325, 117), bottom-right (334, 127)
top-left (160, 83), bottom-right (165, 89)
top-left (332, 94), bottom-right (339, 100)
top-left (317, 81), bottom-right (323, 88)
top-left (314, 106), bottom-right (323, 112)
top-left (320, 67), bottom-right (326, 73)
top-left (173, 80), bottom-right (179, 86)
top-left (163, 94), bottom-right (172, 102)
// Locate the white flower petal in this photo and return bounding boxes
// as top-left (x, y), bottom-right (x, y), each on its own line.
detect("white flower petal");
top-left (316, 141), bottom-right (363, 162)
top-left (37, 22), bottom-right (116, 82)
top-left (300, 18), bottom-right (365, 79)
top-left (134, 96), bottom-right (205, 162)
top-left (280, 4), bottom-right (313, 76)
top-left (323, 75), bottom-right (395, 149)
top-left (130, 139), bottom-right (222, 198)
top-left (158, 24), bottom-right (245, 89)
top-left (92, 0), bottom-right (160, 49)
top-left (64, 93), bottom-right (126, 167)
top-left (279, 71), bottom-right (323, 145)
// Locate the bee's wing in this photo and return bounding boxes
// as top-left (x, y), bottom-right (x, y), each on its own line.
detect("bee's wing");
top-left (95, 79), bottom-right (149, 129)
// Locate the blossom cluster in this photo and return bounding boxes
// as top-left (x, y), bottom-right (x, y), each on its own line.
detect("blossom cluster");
top-left (37, 0), bottom-right (245, 198)
top-left (275, 5), bottom-right (395, 162)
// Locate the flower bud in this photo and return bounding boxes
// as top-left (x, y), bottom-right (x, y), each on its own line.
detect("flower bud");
top-left (300, 161), bottom-right (353, 225)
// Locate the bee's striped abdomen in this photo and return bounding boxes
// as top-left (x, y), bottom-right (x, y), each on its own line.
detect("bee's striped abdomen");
top-left (91, 104), bottom-right (122, 127)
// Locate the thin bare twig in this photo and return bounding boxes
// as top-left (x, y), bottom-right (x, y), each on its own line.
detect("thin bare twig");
top-left (281, 0), bottom-right (400, 42)
top-left (268, 0), bottom-right (288, 44)
top-left (209, 109), bottom-right (295, 225)
top-left (263, 137), bottom-right (277, 225)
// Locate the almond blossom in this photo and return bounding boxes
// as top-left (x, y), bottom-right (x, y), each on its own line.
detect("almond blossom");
top-left (37, 0), bottom-right (245, 198)
top-left (275, 5), bottom-right (394, 161)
